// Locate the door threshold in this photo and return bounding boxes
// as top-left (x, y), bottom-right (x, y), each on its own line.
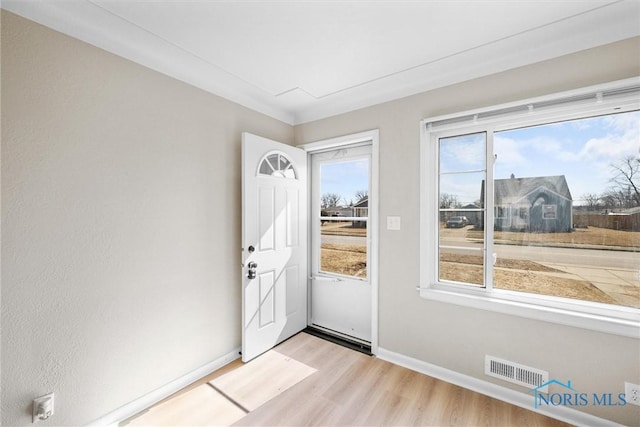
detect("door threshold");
top-left (304, 326), bottom-right (372, 356)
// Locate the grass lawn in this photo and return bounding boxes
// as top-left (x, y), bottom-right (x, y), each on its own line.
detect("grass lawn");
top-left (320, 243), bottom-right (367, 278)
top-left (438, 253), bottom-right (619, 306)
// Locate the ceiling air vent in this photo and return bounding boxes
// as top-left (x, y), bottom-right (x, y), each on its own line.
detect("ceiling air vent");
top-left (485, 355), bottom-right (549, 392)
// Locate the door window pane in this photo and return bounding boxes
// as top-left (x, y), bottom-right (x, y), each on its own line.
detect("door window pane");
top-left (320, 220), bottom-right (367, 278)
top-left (259, 153), bottom-right (297, 179)
top-left (319, 159), bottom-right (369, 279)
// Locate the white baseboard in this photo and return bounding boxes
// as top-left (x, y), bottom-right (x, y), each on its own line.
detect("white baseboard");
top-left (89, 347), bottom-right (241, 427)
top-left (377, 347), bottom-right (622, 427)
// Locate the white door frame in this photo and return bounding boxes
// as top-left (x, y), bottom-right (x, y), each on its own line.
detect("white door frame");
top-left (299, 129), bottom-right (379, 355)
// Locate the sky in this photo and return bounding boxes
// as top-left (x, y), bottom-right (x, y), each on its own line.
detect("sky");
top-left (439, 109), bottom-right (640, 206)
top-left (320, 158), bottom-right (369, 205)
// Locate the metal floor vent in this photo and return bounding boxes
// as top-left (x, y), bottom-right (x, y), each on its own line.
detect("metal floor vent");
top-left (485, 355), bottom-right (549, 391)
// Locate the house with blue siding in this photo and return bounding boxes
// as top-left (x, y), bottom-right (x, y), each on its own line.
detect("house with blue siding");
top-left (482, 175), bottom-right (573, 232)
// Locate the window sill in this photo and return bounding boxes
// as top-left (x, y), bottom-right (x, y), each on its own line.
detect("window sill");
top-left (419, 285), bottom-right (640, 339)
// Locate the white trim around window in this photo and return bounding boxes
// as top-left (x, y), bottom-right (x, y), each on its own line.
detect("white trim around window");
top-left (419, 78), bottom-right (640, 339)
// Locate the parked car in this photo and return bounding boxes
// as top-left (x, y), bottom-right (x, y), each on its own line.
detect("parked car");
top-left (446, 216), bottom-right (469, 228)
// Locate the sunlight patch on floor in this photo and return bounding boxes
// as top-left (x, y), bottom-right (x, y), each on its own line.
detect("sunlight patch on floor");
top-left (209, 350), bottom-right (317, 412)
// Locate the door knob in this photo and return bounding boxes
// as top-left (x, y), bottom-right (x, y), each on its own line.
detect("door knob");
top-left (247, 261), bottom-right (258, 279)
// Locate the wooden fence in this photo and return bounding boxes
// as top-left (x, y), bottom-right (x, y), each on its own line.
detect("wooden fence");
top-left (573, 213), bottom-right (640, 231)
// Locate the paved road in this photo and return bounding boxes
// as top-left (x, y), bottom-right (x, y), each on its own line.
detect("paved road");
top-left (495, 245), bottom-right (637, 270)
top-left (440, 237), bottom-right (638, 270)
top-left (323, 233), bottom-right (638, 271)
top-left (322, 234), bottom-right (366, 246)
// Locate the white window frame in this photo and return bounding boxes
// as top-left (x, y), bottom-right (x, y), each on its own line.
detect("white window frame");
top-left (542, 204), bottom-right (557, 220)
top-left (420, 77), bottom-right (640, 338)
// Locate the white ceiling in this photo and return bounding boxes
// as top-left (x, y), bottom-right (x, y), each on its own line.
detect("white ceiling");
top-left (3, 1), bottom-right (639, 124)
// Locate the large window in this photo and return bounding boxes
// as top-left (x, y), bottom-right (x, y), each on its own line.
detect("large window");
top-left (421, 79), bottom-right (640, 337)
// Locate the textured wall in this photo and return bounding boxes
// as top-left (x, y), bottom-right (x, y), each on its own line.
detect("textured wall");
top-left (1, 10), bottom-right (292, 426)
top-left (294, 37), bottom-right (640, 426)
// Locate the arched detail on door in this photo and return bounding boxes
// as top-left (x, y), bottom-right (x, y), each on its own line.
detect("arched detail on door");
top-left (257, 151), bottom-right (298, 179)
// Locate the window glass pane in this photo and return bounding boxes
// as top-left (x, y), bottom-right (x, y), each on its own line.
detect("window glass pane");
top-left (278, 154), bottom-right (290, 170)
top-left (439, 177), bottom-right (485, 286)
top-left (439, 248), bottom-right (484, 286)
top-left (320, 220), bottom-right (367, 279)
top-left (439, 173), bottom-right (485, 208)
top-left (319, 158), bottom-right (369, 279)
top-left (259, 153), bottom-right (297, 179)
top-left (440, 133), bottom-right (485, 173)
top-left (441, 210), bottom-right (483, 230)
top-left (493, 111), bottom-right (640, 308)
top-left (259, 156), bottom-right (275, 175)
top-left (439, 208), bottom-right (485, 286)
top-left (438, 132), bottom-right (486, 288)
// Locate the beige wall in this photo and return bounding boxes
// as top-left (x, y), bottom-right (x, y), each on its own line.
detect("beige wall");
top-left (1, 11), bottom-right (292, 426)
top-left (295, 37), bottom-right (640, 425)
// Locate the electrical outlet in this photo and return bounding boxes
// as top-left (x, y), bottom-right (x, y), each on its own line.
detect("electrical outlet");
top-left (32, 393), bottom-right (54, 423)
top-left (625, 382), bottom-right (640, 406)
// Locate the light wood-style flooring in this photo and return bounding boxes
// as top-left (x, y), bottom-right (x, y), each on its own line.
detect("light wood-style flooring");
top-left (123, 332), bottom-right (571, 426)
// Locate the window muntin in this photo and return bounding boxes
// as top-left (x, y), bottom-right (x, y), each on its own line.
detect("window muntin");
top-left (258, 152), bottom-right (297, 179)
top-left (433, 110), bottom-right (640, 310)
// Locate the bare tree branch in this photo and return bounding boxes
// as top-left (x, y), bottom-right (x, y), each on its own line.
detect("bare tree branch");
top-left (609, 155), bottom-right (640, 207)
top-left (321, 193), bottom-right (341, 208)
top-left (580, 193), bottom-right (601, 210)
top-left (354, 190), bottom-right (368, 203)
top-left (440, 193), bottom-right (461, 209)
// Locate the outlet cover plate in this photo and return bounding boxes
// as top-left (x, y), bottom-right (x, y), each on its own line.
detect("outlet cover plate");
top-left (625, 382), bottom-right (640, 406)
top-left (32, 392), bottom-right (54, 423)
top-left (387, 216), bottom-right (401, 230)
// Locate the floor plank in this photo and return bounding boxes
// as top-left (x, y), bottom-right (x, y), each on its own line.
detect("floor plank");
top-left (127, 384), bottom-right (246, 426)
top-left (123, 332), bottom-right (571, 426)
top-left (209, 350), bottom-right (317, 412)
top-left (235, 333), bottom-right (570, 426)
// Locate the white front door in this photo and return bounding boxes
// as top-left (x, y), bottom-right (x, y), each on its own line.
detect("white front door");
top-left (241, 133), bottom-right (307, 362)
